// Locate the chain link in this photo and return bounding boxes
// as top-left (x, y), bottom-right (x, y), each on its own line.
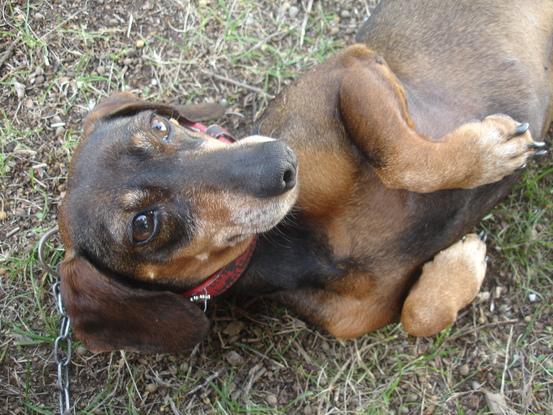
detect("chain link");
top-left (52, 281), bottom-right (72, 415)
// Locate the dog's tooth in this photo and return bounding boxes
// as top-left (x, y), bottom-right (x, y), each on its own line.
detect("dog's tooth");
top-left (515, 163), bottom-right (527, 171)
top-left (240, 135), bottom-right (276, 144)
top-left (478, 230), bottom-right (487, 242)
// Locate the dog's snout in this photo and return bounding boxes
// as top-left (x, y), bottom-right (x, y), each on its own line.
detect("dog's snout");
top-left (185, 138), bottom-right (297, 198)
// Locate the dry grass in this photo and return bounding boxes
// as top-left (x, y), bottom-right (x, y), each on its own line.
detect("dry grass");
top-left (1, 1), bottom-right (551, 414)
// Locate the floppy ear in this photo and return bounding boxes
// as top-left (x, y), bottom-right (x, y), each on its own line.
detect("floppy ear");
top-left (60, 255), bottom-right (209, 353)
top-left (83, 92), bottom-right (226, 136)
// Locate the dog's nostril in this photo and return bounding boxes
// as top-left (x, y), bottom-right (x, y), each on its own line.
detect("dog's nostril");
top-left (282, 166), bottom-right (296, 190)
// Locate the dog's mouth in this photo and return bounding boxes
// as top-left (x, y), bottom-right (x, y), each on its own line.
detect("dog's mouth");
top-left (226, 233), bottom-right (250, 244)
top-left (218, 186), bottom-right (298, 247)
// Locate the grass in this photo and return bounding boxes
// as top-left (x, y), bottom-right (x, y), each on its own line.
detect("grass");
top-left (0, 0), bottom-right (551, 414)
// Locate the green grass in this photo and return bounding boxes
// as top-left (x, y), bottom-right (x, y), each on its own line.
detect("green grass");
top-left (486, 167), bottom-right (552, 295)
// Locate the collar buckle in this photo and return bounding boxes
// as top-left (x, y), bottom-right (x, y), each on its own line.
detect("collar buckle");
top-left (181, 237), bottom-right (257, 304)
top-left (189, 292), bottom-right (211, 312)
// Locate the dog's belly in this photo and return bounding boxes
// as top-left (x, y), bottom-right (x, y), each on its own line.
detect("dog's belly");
top-left (309, 168), bottom-right (517, 281)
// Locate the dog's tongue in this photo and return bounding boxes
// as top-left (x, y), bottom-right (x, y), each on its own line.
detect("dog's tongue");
top-left (170, 118), bottom-right (237, 144)
top-left (204, 125), bottom-right (236, 143)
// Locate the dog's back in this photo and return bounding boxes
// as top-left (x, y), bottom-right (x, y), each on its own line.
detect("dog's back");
top-left (357, 0), bottom-right (553, 138)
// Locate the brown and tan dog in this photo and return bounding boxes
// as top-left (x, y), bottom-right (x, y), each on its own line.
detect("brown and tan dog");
top-left (58, 0), bottom-right (552, 353)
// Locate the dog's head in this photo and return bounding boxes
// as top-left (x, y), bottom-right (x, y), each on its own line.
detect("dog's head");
top-left (58, 93), bottom-right (298, 353)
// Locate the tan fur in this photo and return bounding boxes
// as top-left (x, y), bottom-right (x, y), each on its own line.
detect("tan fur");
top-left (401, 234), bottom-right (487, 336)
top-left (280, 271), bottom-right (405, 339)
top-left (139, 237), bottom-right (254, 287)
top-left (294, 148), bottom-right (357, 218)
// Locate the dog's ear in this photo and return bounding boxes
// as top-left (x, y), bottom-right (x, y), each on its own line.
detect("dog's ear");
top-left (59, 254), bottom-right (209, 353)
top-left (83, 92), bottom-right (225, 136)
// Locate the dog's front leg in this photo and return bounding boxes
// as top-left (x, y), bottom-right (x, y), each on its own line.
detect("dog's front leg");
top-left (339, 45), bottom-right (544, 193)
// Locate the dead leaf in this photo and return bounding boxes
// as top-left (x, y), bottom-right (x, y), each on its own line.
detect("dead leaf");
top-left (484, 390), bottom-right (519, 415)
top-left (223, 321), bottom-right (245, 336)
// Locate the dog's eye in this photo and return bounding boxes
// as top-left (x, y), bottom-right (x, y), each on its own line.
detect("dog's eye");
top-left (132, 211), bottom-right (158, 243)
top-left (151, 116), bottom-right (170, 142)
top-left (151, 117), bottom-right (167, 132)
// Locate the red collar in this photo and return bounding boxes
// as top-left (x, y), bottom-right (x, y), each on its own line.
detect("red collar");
top-left (181, 237), bottom-right (257, 299)
top-left (179, 121), bottom-right (253, 300)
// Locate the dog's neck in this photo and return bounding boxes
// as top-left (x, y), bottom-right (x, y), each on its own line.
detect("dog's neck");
top-left (235, 219), bottom-right (346, 294)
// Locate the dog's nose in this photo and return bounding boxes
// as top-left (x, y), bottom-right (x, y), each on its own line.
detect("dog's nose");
top-left (261, 143), bottom-right (297, 197)
top-left (281, 147), bottom-right (297, 191)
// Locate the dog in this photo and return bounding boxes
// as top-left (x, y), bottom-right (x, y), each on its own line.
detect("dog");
top-left (58, 0), bottom-right (552, 353)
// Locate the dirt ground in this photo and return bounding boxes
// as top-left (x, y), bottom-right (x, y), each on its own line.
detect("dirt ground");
top-left (1, 0), bottom-right (551, 414)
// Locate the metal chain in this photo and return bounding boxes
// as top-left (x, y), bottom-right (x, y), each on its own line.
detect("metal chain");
top-left (38, 227), bottom-right (209, 413)
top-left (52, 281), bottom-right (71, 414)
top-left (38, 228), bottom-right (72, 415)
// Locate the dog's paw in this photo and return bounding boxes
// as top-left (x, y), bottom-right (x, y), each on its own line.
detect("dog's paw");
top-left (462, 114), bottom-right (546, 188)
top-left (426, 233), bottom-right (487, 285)
top-left (401, 234), bottom-right (487, 336)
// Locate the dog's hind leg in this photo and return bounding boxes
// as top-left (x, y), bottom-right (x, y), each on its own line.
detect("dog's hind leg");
top-left (277, 234), bottom-right (488, 339)
top-left (277, 271), bottom-right (410, 339)
top-left (400, 233), bottom-right (487, 336)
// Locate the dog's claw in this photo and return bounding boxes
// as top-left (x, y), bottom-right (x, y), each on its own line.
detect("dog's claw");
top-left (478, 230), bottom-right (487, 242)
top-left (532, 149), bottom-right (548, 157)
top-left (515, 163), bottom-right (527, 171)
top-left (528, 141), bottom-right (547, 149)
top-left (514, 122), bottom-right (529, 136)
